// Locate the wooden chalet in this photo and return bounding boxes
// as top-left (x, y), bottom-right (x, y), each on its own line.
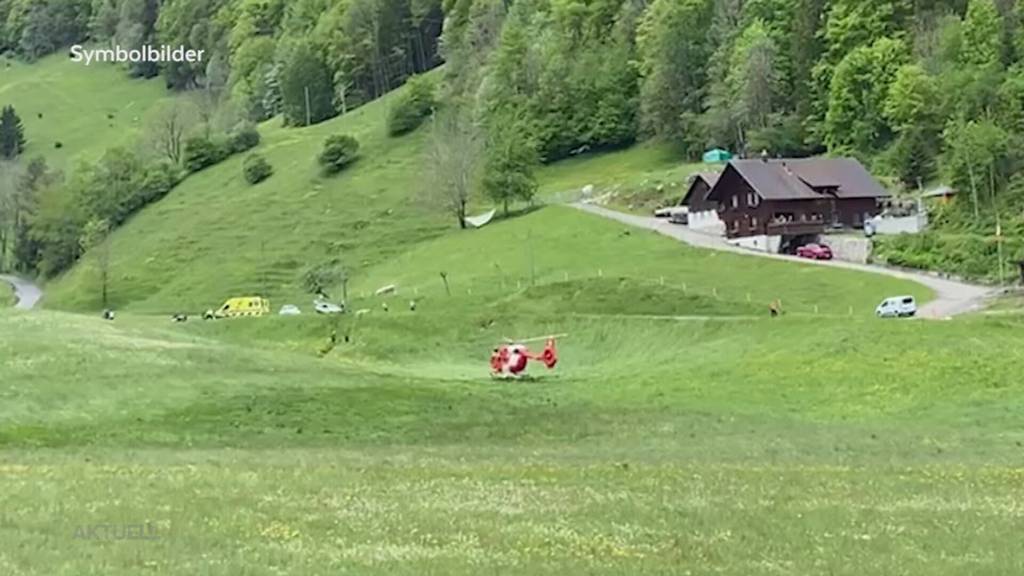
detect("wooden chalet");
top-left (701, 157), bottom-right (891, 239)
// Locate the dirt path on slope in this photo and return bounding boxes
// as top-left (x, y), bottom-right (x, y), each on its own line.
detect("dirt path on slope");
top-left (0, 275), bottom-right (42, 310)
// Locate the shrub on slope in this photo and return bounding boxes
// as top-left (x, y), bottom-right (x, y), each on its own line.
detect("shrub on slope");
top-left (243, 154), bottom-right (273, 184)
top-left (318, 135), bottom-right (360, 175)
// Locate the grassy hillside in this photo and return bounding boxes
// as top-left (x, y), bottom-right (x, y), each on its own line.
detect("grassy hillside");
top-left (537, 143), bottom-right (709, 213)
top-left (537, 142), bottom-right (703, 198)
top-left (43, 86), bottom-right (453, 313)
top-left (0, 53), bottom-right (173, 170)
top-left (2, 308), bottom-right (1023, 574)
top-left (350, 206), bottom-right (931, 316)
top-left (43, 86), bottom-right (928, 315)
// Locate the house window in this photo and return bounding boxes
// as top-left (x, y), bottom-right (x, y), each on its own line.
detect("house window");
top-left (747, 193), bottom-right (760, 207)
top-left (751, 217), bottom-right (758, 229)
top-left (731, 195), bottom-right (739, 209)
top-left (731, 220), bottom-right (739, 233)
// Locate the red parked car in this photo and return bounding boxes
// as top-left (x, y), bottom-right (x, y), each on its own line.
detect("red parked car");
top-left (796, 243), bottom-right (833, 260)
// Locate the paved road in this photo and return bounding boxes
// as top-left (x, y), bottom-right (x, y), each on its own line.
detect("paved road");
top-left (574, 203), bottom-right (996, 319)
top-left (0, 274), bottom-right (42, 310)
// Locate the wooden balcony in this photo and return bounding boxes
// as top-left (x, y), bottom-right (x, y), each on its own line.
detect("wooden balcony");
top-left (766, 220), bottom-right (826, 236)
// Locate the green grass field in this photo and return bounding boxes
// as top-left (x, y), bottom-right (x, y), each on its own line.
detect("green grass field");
top-left (0, 53), bottom-right (174, 170)
top-left (1, 282), bottom-right (13, 306)
top-left (2, 308), bottom-right (1023, 574)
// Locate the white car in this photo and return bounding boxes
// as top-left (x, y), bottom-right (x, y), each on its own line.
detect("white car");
top-left (654, 205), bottom-right (688, 224)
top-left (279, 304), bottom-right (301, 316)
top-left (314, 300), bottom-right (345, 315)
top-left (876, 296), bottom-right (917, 318)
top-left (669, 206), bottom-right (689, 225)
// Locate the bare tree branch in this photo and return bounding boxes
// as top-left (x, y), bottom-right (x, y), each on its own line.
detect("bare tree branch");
top-left (146, 101), bottom-right (197, 166)
top-left (424, 106), bottom-right (482, 229)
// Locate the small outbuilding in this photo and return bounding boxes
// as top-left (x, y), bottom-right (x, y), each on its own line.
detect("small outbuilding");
top-left (702, 148), bottom-right (733, 164)
top-left (679, 172), bottom-right (724, 232)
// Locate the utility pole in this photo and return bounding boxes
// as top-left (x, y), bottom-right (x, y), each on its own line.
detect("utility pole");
top-left (997, 216), bottom-right (1006, 286)
top-left (305, 86), bottom-right (312, 126)
top-left (528, 229), bottom-right (536, 287)
top-left (260, 240), bottom-right (267, 297)
top-left (990, 162), bottom-right (1006, 286)
top-left (967, 161), bottom-right (980, 221)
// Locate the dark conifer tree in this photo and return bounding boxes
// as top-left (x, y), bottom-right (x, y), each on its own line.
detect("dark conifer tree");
top-left (0, 105), bottom-right (26, 159)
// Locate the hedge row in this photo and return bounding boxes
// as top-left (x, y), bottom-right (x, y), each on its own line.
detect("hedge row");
top-left (873, 232), bottom-right (1024, 283)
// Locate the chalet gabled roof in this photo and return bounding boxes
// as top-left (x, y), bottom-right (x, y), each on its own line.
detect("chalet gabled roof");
top-left (679, 171), bottom-right (720, 205)
top-left (707, 157), bottom-right (891, 202)
top-left (783, 158), bottom-right (890, 199)
top-left (728, 160), bottom-right (821, 200)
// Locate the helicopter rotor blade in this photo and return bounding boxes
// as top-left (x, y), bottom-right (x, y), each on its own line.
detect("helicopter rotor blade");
top-left (501, 333), bottom-right (568, 344)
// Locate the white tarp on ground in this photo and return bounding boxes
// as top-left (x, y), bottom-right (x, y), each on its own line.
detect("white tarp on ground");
top-left (466, 209), bottom-right (496, 229)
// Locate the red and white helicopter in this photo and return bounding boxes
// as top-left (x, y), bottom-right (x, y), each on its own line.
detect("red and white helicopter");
top-left (489, 334), bottom-right (564, 378)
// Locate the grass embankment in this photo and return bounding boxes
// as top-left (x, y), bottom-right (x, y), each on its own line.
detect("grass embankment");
top-left (0, 53), bottom-right (173, 170)
top-left (1, 309), bottom-right (1023, 574)
top-left (537, 142), bottom-right (711, 214)
top-left (349, 206), bottom-right (931, 317)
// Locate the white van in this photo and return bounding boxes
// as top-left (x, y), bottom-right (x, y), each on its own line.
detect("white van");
top-left (876, 295), bottom-right (917, 318)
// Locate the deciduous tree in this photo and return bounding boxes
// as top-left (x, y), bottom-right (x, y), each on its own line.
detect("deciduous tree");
top-left (483, 111), bottom-right (538, 216)
top-left (79, 218), bottom-right (111, 308)
top-left (424, 106), bottom-right (480, 229)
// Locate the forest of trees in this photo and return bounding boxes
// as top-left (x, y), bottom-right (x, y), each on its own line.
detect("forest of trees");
top-left (438, 0), bottom-right (1021, 184)
top-left (0, 0), bottom-right (444, 122)
top-left (439, 0), bottom-right (1024, 279)
top-left (0, 0), bottom-right (1019, 187)
top-left (3, 0), bottom-right (1024, 281)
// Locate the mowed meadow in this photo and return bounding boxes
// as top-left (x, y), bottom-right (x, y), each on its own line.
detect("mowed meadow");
top-left (1, 306), bottom-right (1024, 575)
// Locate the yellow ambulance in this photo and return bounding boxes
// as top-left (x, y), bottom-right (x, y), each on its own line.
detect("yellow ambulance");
top-left (203, 297), bottom-right (270, 319)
